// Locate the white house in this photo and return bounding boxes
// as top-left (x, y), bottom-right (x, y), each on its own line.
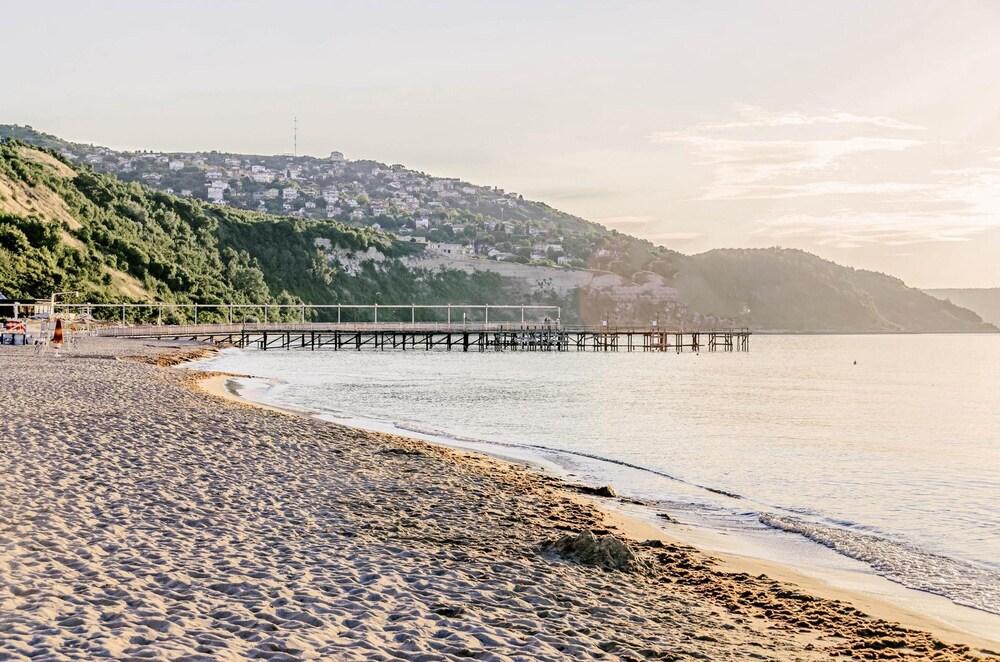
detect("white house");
top-left (207, 181), bottom-right (228, 202)
top-left (168, 159), bottom-right (184, 171)
top-left (430, 242), bottom-right (472, 256)
top-left (282, 188), bottom-right (299, 201)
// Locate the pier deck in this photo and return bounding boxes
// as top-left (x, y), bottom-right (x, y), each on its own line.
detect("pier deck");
top-left (93, 323), bottom-right (751, 353)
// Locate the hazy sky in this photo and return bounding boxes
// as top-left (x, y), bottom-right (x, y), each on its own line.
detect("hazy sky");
top-left (5, 1), bottom-right (1000, 287)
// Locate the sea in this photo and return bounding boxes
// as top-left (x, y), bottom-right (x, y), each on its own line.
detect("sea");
top-left (196, 334), bottom-right (1000, 628)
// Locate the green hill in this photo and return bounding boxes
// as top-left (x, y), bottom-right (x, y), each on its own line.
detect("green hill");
top-left (0, 141), bottom-right (534, 323)
top-left (924, 288), bottom-right (1000, 327)
top-left (676, 249), bottom-right (992, 332)
top-left (1, 130), bottom-right (993, 332)
top-left (554, 238), bottom-right (993, 332)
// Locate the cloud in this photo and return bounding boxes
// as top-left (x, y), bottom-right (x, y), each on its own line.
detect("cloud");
top-left (649, 107), bottom-right (928, 200)
top-left (694, 105), bottom-right (926, 132)
top-left (701, 180), bottom-right (930, 201)
top-left (649, 133), bottom-right (924, 190)
top-left (648, 105), bottom-right (1000, 249)
top-left (753, 211), bottom-right (987, 248)
top-left (752, 166), bottom-right (1000, 246)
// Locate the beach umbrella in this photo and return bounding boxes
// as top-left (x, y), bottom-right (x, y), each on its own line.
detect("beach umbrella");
top-left (52, 318), bottom-right (64, 347)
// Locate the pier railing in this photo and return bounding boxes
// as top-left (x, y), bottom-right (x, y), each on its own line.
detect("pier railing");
top-left (90, 321), bottom-right (561, 337)
top-left (52, 302), bottom-right (563, 326)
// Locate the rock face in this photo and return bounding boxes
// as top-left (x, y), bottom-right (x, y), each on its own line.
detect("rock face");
top-left (542, 530), bottom-right (648, 573)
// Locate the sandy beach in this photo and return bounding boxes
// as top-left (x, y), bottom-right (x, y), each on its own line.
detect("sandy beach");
top-left (1, 339), bottom-right (996, 660)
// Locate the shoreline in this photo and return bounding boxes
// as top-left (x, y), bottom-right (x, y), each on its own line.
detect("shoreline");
top-left (3, 337), bottom-right (996, 660)
top-left (195, 369), bottom-right (1000, 653)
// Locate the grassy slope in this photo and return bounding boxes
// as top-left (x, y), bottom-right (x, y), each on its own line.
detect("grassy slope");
top-left (0, 142), bottom-right (514, 322)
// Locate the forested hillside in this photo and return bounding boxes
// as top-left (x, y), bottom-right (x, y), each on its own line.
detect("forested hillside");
top-left (0, 141), bottom-right (537, 323)
top-left (1, 132), bottom-right (993, 332)
top-left (0, 124), bottom-right (607, 269)
top-left (676, 249), bottom-right (992, 332)
top-left (925, 288), bottom-right (1000, 327)
top-left (550, 237), bottom-right (994, 332)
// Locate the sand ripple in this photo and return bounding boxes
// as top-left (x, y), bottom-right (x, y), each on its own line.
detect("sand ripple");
top-left (0, 340), bottom-right (985, 660)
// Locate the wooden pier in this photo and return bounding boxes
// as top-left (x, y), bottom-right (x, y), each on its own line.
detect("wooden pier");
top-left (94, 323), bottom-right (751, 353)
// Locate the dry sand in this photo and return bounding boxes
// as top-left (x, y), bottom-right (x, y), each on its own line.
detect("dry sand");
top-left (1, 338), bottom-right (995, 660)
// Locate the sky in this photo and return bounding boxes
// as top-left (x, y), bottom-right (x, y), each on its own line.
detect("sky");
top-left (4, 0), bottom-right (999, 288)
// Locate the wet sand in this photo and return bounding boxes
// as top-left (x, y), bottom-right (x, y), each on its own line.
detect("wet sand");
top-left (1, 338), bottom-right (996, 660)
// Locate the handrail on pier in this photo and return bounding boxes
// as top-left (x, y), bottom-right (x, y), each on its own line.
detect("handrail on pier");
top-left (53, 302), bottom-right (563, 326)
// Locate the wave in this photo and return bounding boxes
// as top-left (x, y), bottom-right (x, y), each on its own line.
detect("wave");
top-left (389, 416), bottom-right (1000, 616)
top-left (759, 513), bottom-right (1000, 615)
top-left (387, 420), bottom-right (747, 498)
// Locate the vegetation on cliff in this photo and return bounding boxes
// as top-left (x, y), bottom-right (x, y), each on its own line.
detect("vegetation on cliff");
top-left (1, 133), bottom-right (992, 331)
top-left (0, 141), bottom-right (520, 322)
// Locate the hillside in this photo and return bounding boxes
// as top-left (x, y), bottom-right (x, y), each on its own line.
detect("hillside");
top-left (925, 289), bottom-right (1000, 327)
top-left (676, 249), bottom-right (992, 332)
top-left (1, 126), bottom-right (994, 332)
top-left (0, 124), bottom-right (606, 269)
top-left (0, 141), bottom-right (549, 323)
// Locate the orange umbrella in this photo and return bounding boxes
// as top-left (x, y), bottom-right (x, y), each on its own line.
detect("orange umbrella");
top-left (52, 318), bottom-right (64, 346)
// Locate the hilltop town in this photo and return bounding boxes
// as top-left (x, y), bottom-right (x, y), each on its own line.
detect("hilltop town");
top-left (0, 125), bottom-right (609, 269)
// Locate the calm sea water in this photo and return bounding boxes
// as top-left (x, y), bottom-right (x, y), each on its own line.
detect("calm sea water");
top-left (200, 335), bottom-right (1000, 615)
